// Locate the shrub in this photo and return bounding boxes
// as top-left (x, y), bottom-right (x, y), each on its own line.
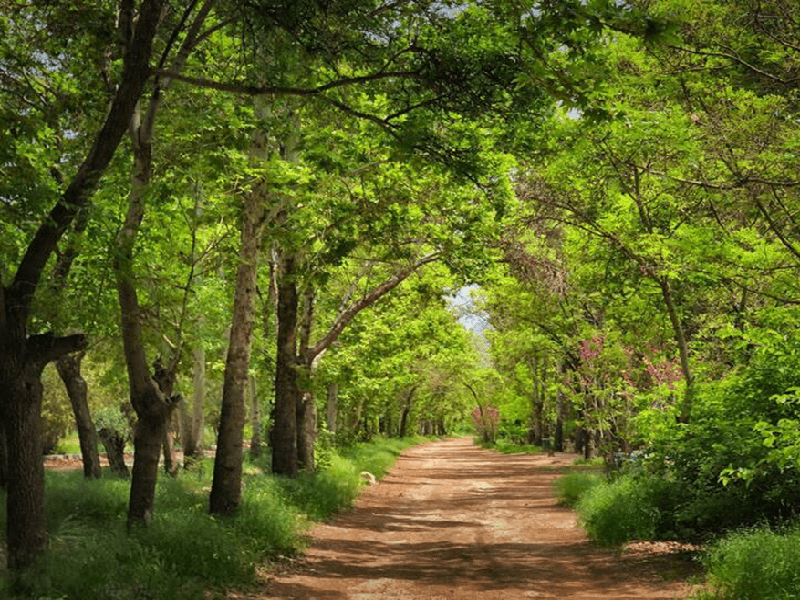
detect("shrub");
top-left (554, 472), bottom-right (604, 508)
top-left (576, 475), bottom-right (676, 546)
top-left (697, 525), bottom-right (800, 600)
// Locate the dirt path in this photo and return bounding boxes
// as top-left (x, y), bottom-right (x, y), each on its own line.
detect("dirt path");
top-left (258, 438), bottom-right (699, 600)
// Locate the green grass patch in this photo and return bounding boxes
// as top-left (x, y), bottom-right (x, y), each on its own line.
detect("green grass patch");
top-left (694, 525), bottom-right (800, 600)
top-left (576, 475), bottom-right (670, 546)
top-left (554, 471), bottom-right (604, 508)
top-left (54, 434), bottom-right (83, 455)
top-left (475, 437), bottom-right (542, 455)
top-left (1, 436), bottom-right (420, 599)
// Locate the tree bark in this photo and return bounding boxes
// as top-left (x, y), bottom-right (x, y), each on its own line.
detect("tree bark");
top-left (297, 391), bottom-right (317, 470)
top-left (249, 375), bottom-right (262, 458)
top-left (554, 361), bottom-right (566, 452)
top-left (181, 343), bottom-right (205, 460)
top-left (0, 421), bottom-right (7, 488)
top-left (98, 427), bottom-right (130, 477)
top-left (326, 382), bottom-right (339, 434)
top-left (4, 366), bottom-right (47, 571)
top-left (56, 352), bottom-right (101, 479)
top-left (209, 185), bottom-right (267, 514)
top-left (272, 253), bottom-right (300, 476)
top-left (658, 277), bottom-right (694, 423)
top-left (296, 289), bottom-right (317, 471)
top-left (399, 387), bottom-right (416, 438)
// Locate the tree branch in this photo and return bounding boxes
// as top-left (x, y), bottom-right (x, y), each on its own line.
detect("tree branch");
top-left (10, 0), bottom-right (166, 320)
top-left (151, 68), bottom-right (423, 97)
top-left (308, 253), bottom-right (440, 361)
top-left (26, 333), bottom-right (88, 366)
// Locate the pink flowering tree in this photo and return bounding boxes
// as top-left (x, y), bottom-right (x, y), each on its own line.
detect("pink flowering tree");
top-left (567, 333), bottom-right (684, 458)
top-left (472, 404), bottom-right (500, 444)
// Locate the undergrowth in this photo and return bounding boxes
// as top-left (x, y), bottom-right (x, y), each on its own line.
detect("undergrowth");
top-left (0, 435), bottom-right (423, 599)
top-left (693, 525), bottom-right (800, 600)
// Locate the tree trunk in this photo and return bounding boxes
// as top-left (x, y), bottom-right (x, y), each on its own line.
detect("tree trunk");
top-left (658, 277), bottom-right (694, 423)
top-left (161, 409), bottom-right (179, 477)
top-left (209, 185), bottom-right (266, 514)
top-left (249, 375), bottom-right (262, 458)
top-left (181, 343), bottom-right (205, 460)
top-left (56, 352), bottom-right (101, 479)
top-left (0, 0), bottom-right (163, 570)
top-left (128, 402), bottom-right (167, 526)
top-left (554, 384), bottom-right (565, 452)
top-left (98, 427), bottom-right (130, 476)
top-left (326, 382), bottom-right (338, 434)
top-left (1, 329), bottom-right (87, 573)
top-left (296, 289), bottom-right (317, 471)
top-left (3, 367), bottom-right (47, 571)
top-left (0, 421), bottom-right (7, 488)
top-left (297, 391), bottom-right (317, 470)
top-left (272, 253), bottom-right (299, 476)
top-left (399, 387), bottom-right (416, 438)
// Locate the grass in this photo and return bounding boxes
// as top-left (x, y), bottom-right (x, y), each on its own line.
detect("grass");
top-left (553, 471), bottom-right (604, 508)
top-left (693, 525), bottom-right (800, 600)
top-left (575, 475), bottom-right (668, 546)
top-left (1, 435), bottom-right (422, 599)
top-left (476, 438), bottom-right (542, 454)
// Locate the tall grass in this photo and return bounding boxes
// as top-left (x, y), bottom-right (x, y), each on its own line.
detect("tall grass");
top-left (575, 474), bottom-right (675, 546)
top-left (695, 525), bottom-right (800, 600)
top-left (553, 471), bottom-right (604, 508)
top-left (1, 435), bottom-right (420, 599)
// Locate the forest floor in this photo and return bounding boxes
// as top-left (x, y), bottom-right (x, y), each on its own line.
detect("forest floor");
top-left (250, 437), bottom-right (703, 600)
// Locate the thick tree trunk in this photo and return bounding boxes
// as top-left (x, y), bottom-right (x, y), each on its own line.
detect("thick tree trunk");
top-left (326, 382), bottom-right (338, 434)
top-left (56, 352), bottom-right (101, 479)
top-left (1, 330), bottom-right (87, 574)
top-left (98, 427), bottom-right (130, 476)
top-left (272, 253), bottom-right (300, 476)
top-left (554, 384), bottom-right (565, 452)
top-left (128, 403), bottom-right (167, 526)
top-left (209, 187), bottom-right (266, 514)
top-left (4, 368), bottom-right (47, 571)
top-left (296, 290), bottom-right (317, 471)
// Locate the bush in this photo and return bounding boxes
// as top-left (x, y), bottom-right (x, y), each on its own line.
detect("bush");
top-left (697, 525), bottom-right (800, 600)
top-left (554, 472), bottom-right (604, 508)
top-left (576, 474), bottom-right (678, 546)
top-left (637, 314), bottom-right (800, 539)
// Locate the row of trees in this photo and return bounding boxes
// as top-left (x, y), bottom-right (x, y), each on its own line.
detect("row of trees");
top-left (0, 0), bottom-right (624, 574)
top-left (482, 0), bottom-right (800, 476)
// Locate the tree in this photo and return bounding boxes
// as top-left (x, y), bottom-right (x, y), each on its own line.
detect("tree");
top-left (0, 0), bottom-right (165, 570)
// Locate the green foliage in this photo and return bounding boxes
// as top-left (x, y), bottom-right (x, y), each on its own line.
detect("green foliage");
top-left (41, 365), bottom-right (75, 455)
top-left (554, 471), bottom-right (604, 508)
top-left (697, 526), bottom-right (800, 600)
top-left (638, 312), bottom-right (800, 537)
top-left (278, 454), bottom-right (362, 522)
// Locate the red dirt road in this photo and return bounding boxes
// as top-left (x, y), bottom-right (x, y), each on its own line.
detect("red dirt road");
top-left (257, 438), bottom-right (699, 600)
